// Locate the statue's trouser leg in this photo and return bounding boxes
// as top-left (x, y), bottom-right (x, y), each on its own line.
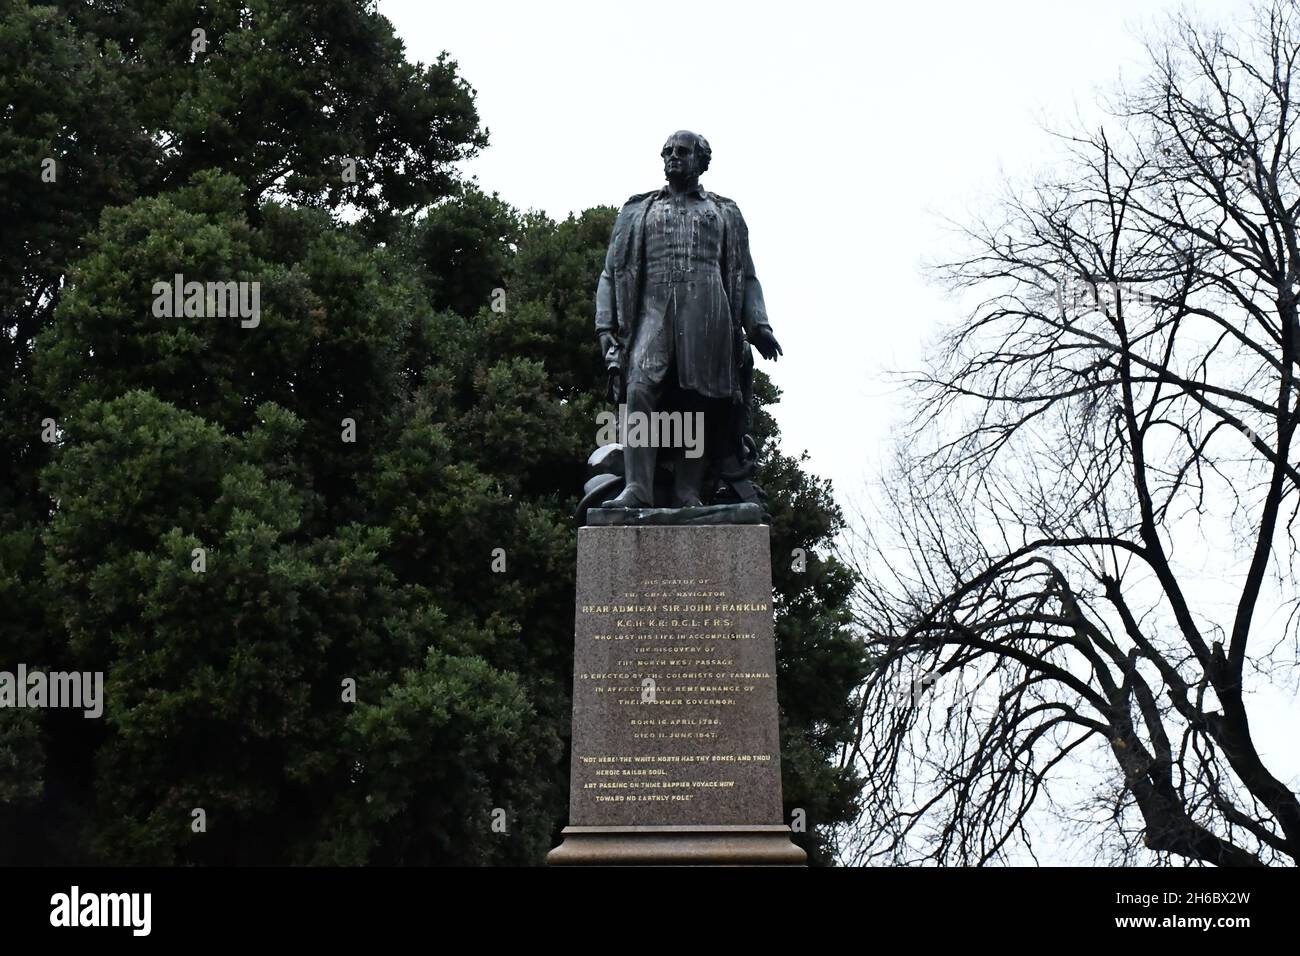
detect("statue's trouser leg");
top-left (671, 392), bottom-right (732, 506)
top-left (623, 378), bottom-right (661, 504)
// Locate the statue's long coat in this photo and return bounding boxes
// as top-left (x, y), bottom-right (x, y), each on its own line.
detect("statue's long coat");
top-left (595, 189), bottom-right (771, 406)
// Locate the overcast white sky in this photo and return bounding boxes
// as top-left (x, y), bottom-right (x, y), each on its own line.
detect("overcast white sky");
top-left (377, 0), bottom-right (1293, 864)
top-left (382, 0), bottom-right (1243, 510)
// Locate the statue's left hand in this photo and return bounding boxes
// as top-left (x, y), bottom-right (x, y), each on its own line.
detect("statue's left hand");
top-left (751, 326), bottom-right (783, 361)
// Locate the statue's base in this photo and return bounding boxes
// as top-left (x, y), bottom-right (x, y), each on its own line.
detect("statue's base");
top-left (586, 503), bottom-right (763, 526)
top-left (546, 825), bottom-right (806, 866)
top-left (552, 521), bottom-right (796, 866)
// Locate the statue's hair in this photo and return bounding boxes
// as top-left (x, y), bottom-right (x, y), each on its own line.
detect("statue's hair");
top-left (693, 133), bottom-right (712, 173)
top-left (666, 130), bottom-right (712, 173)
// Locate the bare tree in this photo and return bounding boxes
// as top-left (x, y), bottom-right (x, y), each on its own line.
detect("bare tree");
top-left (842, 1), bottom-right (1300, 866)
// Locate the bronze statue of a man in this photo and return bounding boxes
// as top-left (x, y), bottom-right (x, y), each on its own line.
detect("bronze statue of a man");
top-left (596, 130), bottom-right (782, 509)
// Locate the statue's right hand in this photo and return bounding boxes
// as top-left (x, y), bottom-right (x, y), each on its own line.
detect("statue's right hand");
top-left (598, 331), bottom-right (619, 359)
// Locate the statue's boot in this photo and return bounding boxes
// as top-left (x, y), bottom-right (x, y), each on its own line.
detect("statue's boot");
top-left (602, 485), bottom-right (652, 508)
top-left (672, 452), bottom-right (707, 508)
top-left (602, 443), bottom-right (656, 508)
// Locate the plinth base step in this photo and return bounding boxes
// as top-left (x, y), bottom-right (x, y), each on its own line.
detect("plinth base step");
top-left (546, 825), bottom-right (806, 866)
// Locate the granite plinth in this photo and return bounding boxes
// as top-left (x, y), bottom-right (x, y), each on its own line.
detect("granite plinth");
top-left (548, 521), bottom-right (803, 865)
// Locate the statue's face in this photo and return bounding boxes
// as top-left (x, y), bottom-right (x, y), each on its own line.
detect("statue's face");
top-left (661, 132), bottom-right (702, 180)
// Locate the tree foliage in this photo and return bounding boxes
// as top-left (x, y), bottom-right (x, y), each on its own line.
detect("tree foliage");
top-left (0, 0), bottom-right (863, 865)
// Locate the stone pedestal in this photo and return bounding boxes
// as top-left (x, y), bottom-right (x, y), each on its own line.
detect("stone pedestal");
top-left (547, 519), bottom-right (805, 865)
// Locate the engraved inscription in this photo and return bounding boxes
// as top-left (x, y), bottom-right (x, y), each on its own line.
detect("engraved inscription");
top-left (569, 527), bottom-right (784, 826)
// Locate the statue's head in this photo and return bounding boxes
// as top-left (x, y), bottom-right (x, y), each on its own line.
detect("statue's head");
top-left (661, 130), bottom-right (711, 181)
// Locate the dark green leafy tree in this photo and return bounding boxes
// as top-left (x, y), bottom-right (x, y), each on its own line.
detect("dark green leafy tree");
top-left (26, 173), bottom-right (560, 864)
top-left (1, 0), bottom-right (484, 519)
top-left (1, 1), bottom-right (865, 866)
